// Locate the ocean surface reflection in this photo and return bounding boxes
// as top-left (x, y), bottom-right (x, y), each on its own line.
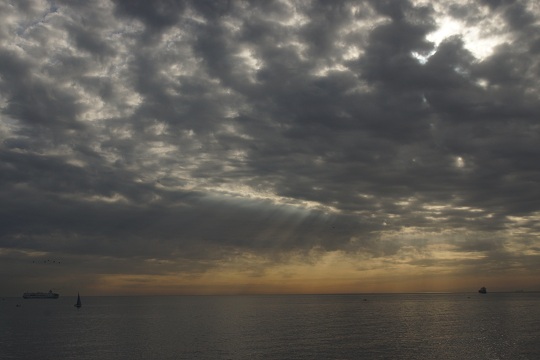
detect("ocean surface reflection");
top-left (1, 293), bottom-right (538, 359)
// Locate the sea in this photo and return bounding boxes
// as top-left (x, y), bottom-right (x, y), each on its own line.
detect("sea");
top-left (1, 293), bottom-right (539, 359)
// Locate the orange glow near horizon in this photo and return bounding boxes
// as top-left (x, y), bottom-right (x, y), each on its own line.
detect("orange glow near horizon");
top-left (82, 253), bottom-right (539, 296)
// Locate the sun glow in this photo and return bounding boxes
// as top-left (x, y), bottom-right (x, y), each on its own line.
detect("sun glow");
top-left (429, 16), bottom-right (507, 60)
top-left (412, 1), bottom-right (510, 63)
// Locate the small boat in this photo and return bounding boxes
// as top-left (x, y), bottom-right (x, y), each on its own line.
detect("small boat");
top-left (478, 287), bottom-right (487, 294)
top-left (23, 290), bottom-right (59, 299)
top-left (74, 292), bottom-right (82, 308)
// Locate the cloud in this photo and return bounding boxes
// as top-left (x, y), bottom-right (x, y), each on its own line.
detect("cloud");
top-left (1, 0), bottom-right (540, 294)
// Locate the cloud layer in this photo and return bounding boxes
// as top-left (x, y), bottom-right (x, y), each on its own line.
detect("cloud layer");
top-left (1, 0), bottom-right (540, 294)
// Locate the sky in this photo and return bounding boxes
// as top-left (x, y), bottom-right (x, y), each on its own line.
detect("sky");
top-left (1, 0), bottom-right (540, 296)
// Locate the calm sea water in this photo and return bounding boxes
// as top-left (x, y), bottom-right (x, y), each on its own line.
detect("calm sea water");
top-left (1, 293), bottom-right (538, 359)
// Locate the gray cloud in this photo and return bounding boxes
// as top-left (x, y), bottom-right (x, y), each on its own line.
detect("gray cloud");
top-left (1, 0), bottom-right (539, 294)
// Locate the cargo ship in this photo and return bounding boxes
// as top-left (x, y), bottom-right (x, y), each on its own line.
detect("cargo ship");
top-left (22, 290), bottom-right (59, 299)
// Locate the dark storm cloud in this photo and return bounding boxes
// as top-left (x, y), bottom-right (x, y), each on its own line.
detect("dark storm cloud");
top-left (1, 0), bottom-right (540, 291)
top-left (114, 0), bottom-right (188, 31)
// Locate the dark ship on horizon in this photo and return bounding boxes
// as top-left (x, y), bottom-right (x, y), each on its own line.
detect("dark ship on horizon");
top-left (478, 286), bottom-right (487, 294)
top-left (22, 290), bottom-right (59, 299)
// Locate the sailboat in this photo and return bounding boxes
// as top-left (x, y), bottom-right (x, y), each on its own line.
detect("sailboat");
top-left (74, 292), bottom-right (82, 308)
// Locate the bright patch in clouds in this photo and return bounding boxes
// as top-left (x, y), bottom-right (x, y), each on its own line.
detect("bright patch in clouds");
top-left (412, 0), bottom-right (510, 63)
top-left (428, 16), bottom-right (508, 60)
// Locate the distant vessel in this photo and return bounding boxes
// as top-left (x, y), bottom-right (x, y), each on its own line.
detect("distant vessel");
top-left (74, 292), bottom-right (82, 308)
top-left (23, 290), bottom-right (59, 299)
top-left (478, 287), bottom-right (487, 294)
